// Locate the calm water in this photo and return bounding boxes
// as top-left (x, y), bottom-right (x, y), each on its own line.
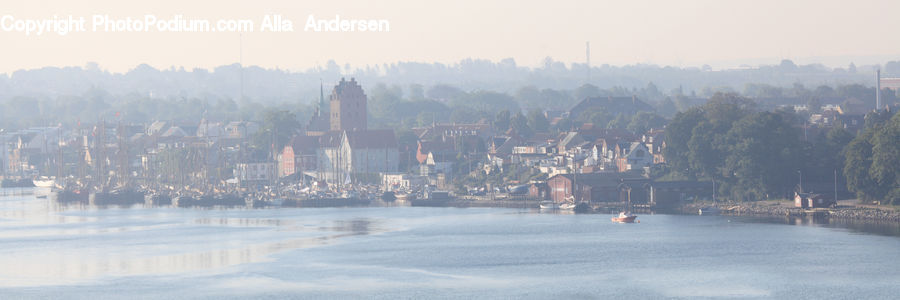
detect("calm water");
top-left (1, 188), bottom-right (899, 299)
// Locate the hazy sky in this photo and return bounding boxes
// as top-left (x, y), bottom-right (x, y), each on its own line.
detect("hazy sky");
top-left (1, 0), bottom-right (899, 74)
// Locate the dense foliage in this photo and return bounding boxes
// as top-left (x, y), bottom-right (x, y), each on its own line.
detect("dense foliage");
top-left (844, 111), bottom-right (900, 204)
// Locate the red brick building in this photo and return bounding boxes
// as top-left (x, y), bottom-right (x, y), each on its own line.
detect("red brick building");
top-left (280, 135), bottom-right (319, 177)
top-left (329, 78), bottom-right (367, 131)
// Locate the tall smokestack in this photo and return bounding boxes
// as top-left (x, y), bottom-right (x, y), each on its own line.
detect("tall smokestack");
top-left (876, 69), bottom-right (882, 111)
top-left (585, 41), bottom-right (591, 83)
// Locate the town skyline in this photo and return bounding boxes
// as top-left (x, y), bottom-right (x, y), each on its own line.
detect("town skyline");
top-left (3, 1), bottom-right (900, 298)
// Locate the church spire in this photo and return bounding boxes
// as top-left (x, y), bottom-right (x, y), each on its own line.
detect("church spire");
top-left (316, 78), bottom-right (325, 115)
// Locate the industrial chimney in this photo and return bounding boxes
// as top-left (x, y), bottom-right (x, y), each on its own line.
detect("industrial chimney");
top-left (876, 69), bottom-right (882, 111)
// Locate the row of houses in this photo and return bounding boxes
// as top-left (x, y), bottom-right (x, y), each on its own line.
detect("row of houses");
top-left (0, 120), bottom-right (265, 187)
top-left (481, 126), bottom-right (664, 177)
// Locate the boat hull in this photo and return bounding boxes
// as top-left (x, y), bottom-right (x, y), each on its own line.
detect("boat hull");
top-left (539, 201), bottom-right (559, 210)
top-left (32, 180), bottom-right (55, 188)
top-left (611, 216), bottom-right (638, 223)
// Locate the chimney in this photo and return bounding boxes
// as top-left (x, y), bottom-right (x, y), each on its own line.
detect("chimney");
top-left (876, 69), bottom-right (882, 111)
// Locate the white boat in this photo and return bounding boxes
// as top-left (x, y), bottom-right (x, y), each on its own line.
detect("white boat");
top-left (395, 192), bottom-right (416, 201)
top-left (559, 202), bottom-right (576, 210)
top-left (32, 177), bottom-right (56, 188)
top-left (539, 200), bottom-right (559, 210)
top-left (611, 211), bottom-right (638, 223)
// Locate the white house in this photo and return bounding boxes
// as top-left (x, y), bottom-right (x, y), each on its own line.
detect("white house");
top-left (317, 130), bottom-right (399, 184)
top-left (616, 142), bottom-right (653, 172)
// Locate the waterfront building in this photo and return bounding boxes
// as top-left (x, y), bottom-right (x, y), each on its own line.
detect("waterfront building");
top-left (329, 78), bottom-right (367, 131)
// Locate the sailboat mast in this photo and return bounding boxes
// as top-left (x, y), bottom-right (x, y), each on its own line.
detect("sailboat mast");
top-left (713, 179), bottom-right (716, 206)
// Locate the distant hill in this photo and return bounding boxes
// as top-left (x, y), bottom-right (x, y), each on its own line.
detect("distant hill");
top-left (0, 58), bottom-right (883, 105)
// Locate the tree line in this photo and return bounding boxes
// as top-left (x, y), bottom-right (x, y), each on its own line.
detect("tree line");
top-left (663, 92), bottom-right (898, 204)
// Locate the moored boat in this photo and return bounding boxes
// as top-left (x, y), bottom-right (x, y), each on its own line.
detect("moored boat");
top-left (411, 191), bottom-right (451, 207)
top-left (539, 200), bottom-right (559, 210)
top-left (381, 191), bottom-right (397, 202)
top-left (559, 202), bottom-right (576, 210)
top-left (32, 177), bottom-right (56, 188)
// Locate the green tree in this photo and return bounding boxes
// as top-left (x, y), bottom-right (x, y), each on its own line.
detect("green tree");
top-left (515, 86), bottom-right (542, 109)
top-left (869, 113), bottom-right (900, 204)
top-left (426, 84), bottom-right (465, 101)
top-left (687, 121), bottom-right (723, 178)
top-left (807, 97), bottom-right (822, 113)
top-left (574, 83), bottom-right (601, 100)
top-left (844, 130), bottom-right (878, 201)
top-left (627, 111), bottom-right (667, 134)
top-left (704, 92), bottom-right (756, 126)
top-left (510, 111), bottom-right (533, 137)
top-left (450, 106), bottom-right (483, 124)
top-left (526, 109), bottom-right (550, 132)
top-left (843, 111), bottom-right (900, 204)
top-left (663, 108), bottom-right (706, 176)
top-left (494, 110), bottom-right (511, 132)
top-left (252, 109), bottom-right (301, 155)
top-left (656, 97), bottom-right (678, 117)
top-left (722, 111), bottom-right (802, 200)
top-left (454, 91), bottom-right (519, 113)
top-left (409, 84), bottom-right (425, 101)
top-left (661, 94), bottom-right (815, 201)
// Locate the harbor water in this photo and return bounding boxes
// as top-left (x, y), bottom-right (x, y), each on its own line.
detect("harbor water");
top-left (1, 187), bottom-right (898, 299)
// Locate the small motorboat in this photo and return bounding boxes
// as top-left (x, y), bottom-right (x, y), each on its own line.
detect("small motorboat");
top-left (559, 202), bottom-right (576, 210)
top-left (611, 211), bottom-right (638, 223)
top-left (32, 176), bottom-right (56, 188)
top-left (539, 200), bottom-right (559, 210)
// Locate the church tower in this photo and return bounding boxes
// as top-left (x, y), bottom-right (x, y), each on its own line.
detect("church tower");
top-left (304, 79), bottom-right (331, 135)
top-left (329, 78), bottom-right (367, 131)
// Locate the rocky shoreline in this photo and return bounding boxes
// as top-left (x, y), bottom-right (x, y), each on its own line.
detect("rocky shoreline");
top-left (680, 201), bottom-right (900, 223)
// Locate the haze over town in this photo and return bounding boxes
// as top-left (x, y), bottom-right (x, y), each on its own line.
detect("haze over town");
top-left (1, 1), bottom-right (900, 299)
top-left (1, 0), bottom-right (899, 73)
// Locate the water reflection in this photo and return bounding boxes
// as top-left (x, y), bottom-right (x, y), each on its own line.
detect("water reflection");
top-left (0, 230), bottom-right (373, 287)
top-left (330, 219), bottom-right (374, 235)
top-left (193, 217), bottom-right (297, 228)
top-left (0, 191), bottom-right (387, 287)
top-left (738, 215), bottom-right (900, 237)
